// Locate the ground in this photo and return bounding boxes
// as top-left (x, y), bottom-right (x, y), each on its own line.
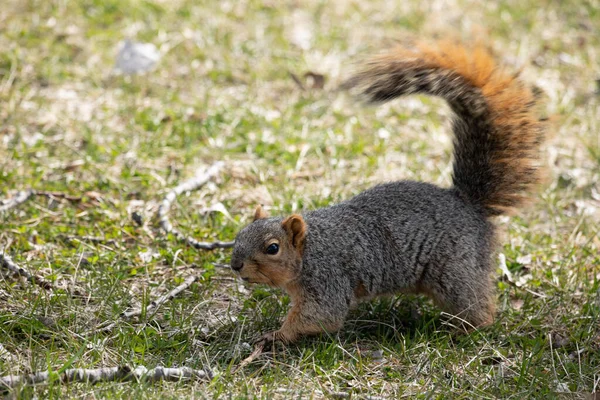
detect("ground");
top-left (1, 0), bottom-right (599, 398)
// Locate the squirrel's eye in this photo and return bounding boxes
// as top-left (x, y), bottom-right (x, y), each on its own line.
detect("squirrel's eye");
top-left (265, 243), bottom-right (279, 255)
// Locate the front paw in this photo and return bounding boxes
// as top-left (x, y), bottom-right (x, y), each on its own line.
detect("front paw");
top-left (256, 330), bottom-right (280, 346)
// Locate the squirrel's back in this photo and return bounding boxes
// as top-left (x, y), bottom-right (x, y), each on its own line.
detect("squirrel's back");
top-left (344, 41), bottom-right (545, 217)
top-left (301, 181), bottom-right (494, 297)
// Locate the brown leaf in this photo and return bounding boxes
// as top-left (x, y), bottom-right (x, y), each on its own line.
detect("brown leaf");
top-left (304, 72), bottom-right (325, 89)
top-left (288, 71), bottom-right (326, 90)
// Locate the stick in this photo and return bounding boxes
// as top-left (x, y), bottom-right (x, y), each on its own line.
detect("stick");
top-left (0, 252), bottom-right (53, 291)
top-left (120, 275), bottom-right (198, 318)
top-left (0, 189), bottom-right (99, 213)
top-left (0, 190), bottom-right (35, 213)
top-left (85, 276), bottom-right (198, 336)
top-left (0, 252), bottom-right (87, 297)
top-left (34, 191), bottom-right (88, 202)
top-left (158, 162), bottom-right (234, 250)
top-left (146, 275), bottom-right (197, 314)
top-left (88, 322), bottom-right (117, 335)
top-left (0, 365), bottom-right (212, 390)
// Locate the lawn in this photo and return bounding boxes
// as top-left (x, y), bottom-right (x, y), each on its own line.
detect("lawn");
top-left (1, 0), bottom-right (599, 398)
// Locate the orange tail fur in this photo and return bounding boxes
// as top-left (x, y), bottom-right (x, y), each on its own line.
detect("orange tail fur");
top-left (344, 41), bottom-right (545, 216)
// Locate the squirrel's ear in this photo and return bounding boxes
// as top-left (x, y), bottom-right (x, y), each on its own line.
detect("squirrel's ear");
top-left (253, 205), bottom-right (268, 221)
top-left (282, 214), bottom-right (306, 251)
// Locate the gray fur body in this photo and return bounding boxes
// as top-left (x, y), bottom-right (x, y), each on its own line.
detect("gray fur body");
top-left (297, 181), bottom-right (495, 325)
top-left (232, 180), bottom-right (496, 329)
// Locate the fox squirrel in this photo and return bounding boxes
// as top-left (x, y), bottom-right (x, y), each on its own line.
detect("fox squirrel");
top-left (230, 41), bottom-right (545, 344)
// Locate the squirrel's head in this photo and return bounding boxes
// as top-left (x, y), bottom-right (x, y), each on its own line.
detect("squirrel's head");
top-left (230, 205), bottom-right (306, 288)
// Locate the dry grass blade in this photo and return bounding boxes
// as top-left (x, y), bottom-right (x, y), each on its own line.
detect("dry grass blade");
top-left (233, 340), bottom-right (266, 374)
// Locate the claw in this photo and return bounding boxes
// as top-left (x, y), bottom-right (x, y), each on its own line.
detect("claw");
top-left (255, 330), bottom-right (283, 350)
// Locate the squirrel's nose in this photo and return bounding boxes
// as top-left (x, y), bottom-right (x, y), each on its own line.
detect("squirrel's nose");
top-left (231, 261), bottom-right (244, 271)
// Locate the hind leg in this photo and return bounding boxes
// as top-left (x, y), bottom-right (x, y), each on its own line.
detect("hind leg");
top-left (439, 289), bottom-right (495, 330)
top-left (422, 270), bottom-right (496, 330)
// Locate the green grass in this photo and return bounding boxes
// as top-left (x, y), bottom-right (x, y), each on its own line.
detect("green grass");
top-left (1, 0), bottom-right (599, 398)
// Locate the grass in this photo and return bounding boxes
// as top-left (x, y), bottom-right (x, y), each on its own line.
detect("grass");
top-left (1, 0), bottom-right (599, 398)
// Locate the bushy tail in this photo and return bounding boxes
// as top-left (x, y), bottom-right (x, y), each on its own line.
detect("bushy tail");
top-left (344, 41), bottom-right (545, 216)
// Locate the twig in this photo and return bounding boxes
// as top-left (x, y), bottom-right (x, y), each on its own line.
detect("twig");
top-left (0, 189), bottom-right (100, 214)
top-left (120, 275), bottom-right (198, 318)
top-left (158, 162), bottom-right (234, 250)
top-left (0, 365), bottom-right (212, 390)
top-left (0, 252), bottom-right (53, 291)
top-left (85, 275), bottom-right (199, 336)
top-left (0, 190), bottom-right (35, 213)
top-left (89, 322), bottom-right (117, 335)
top-left (147, 275), bottom-right (198, 314)
top-left (288, 71), bottom-right (305, 90)
top-left (35, 191), bottom-right (88, 202)
top-left (233, 341), bottom-right (266, 373)
top-left (0, 252), bottom-right (87, 297)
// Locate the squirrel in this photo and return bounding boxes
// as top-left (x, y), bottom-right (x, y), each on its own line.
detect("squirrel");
top-left (230, 41), bottom-right (545, 344)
